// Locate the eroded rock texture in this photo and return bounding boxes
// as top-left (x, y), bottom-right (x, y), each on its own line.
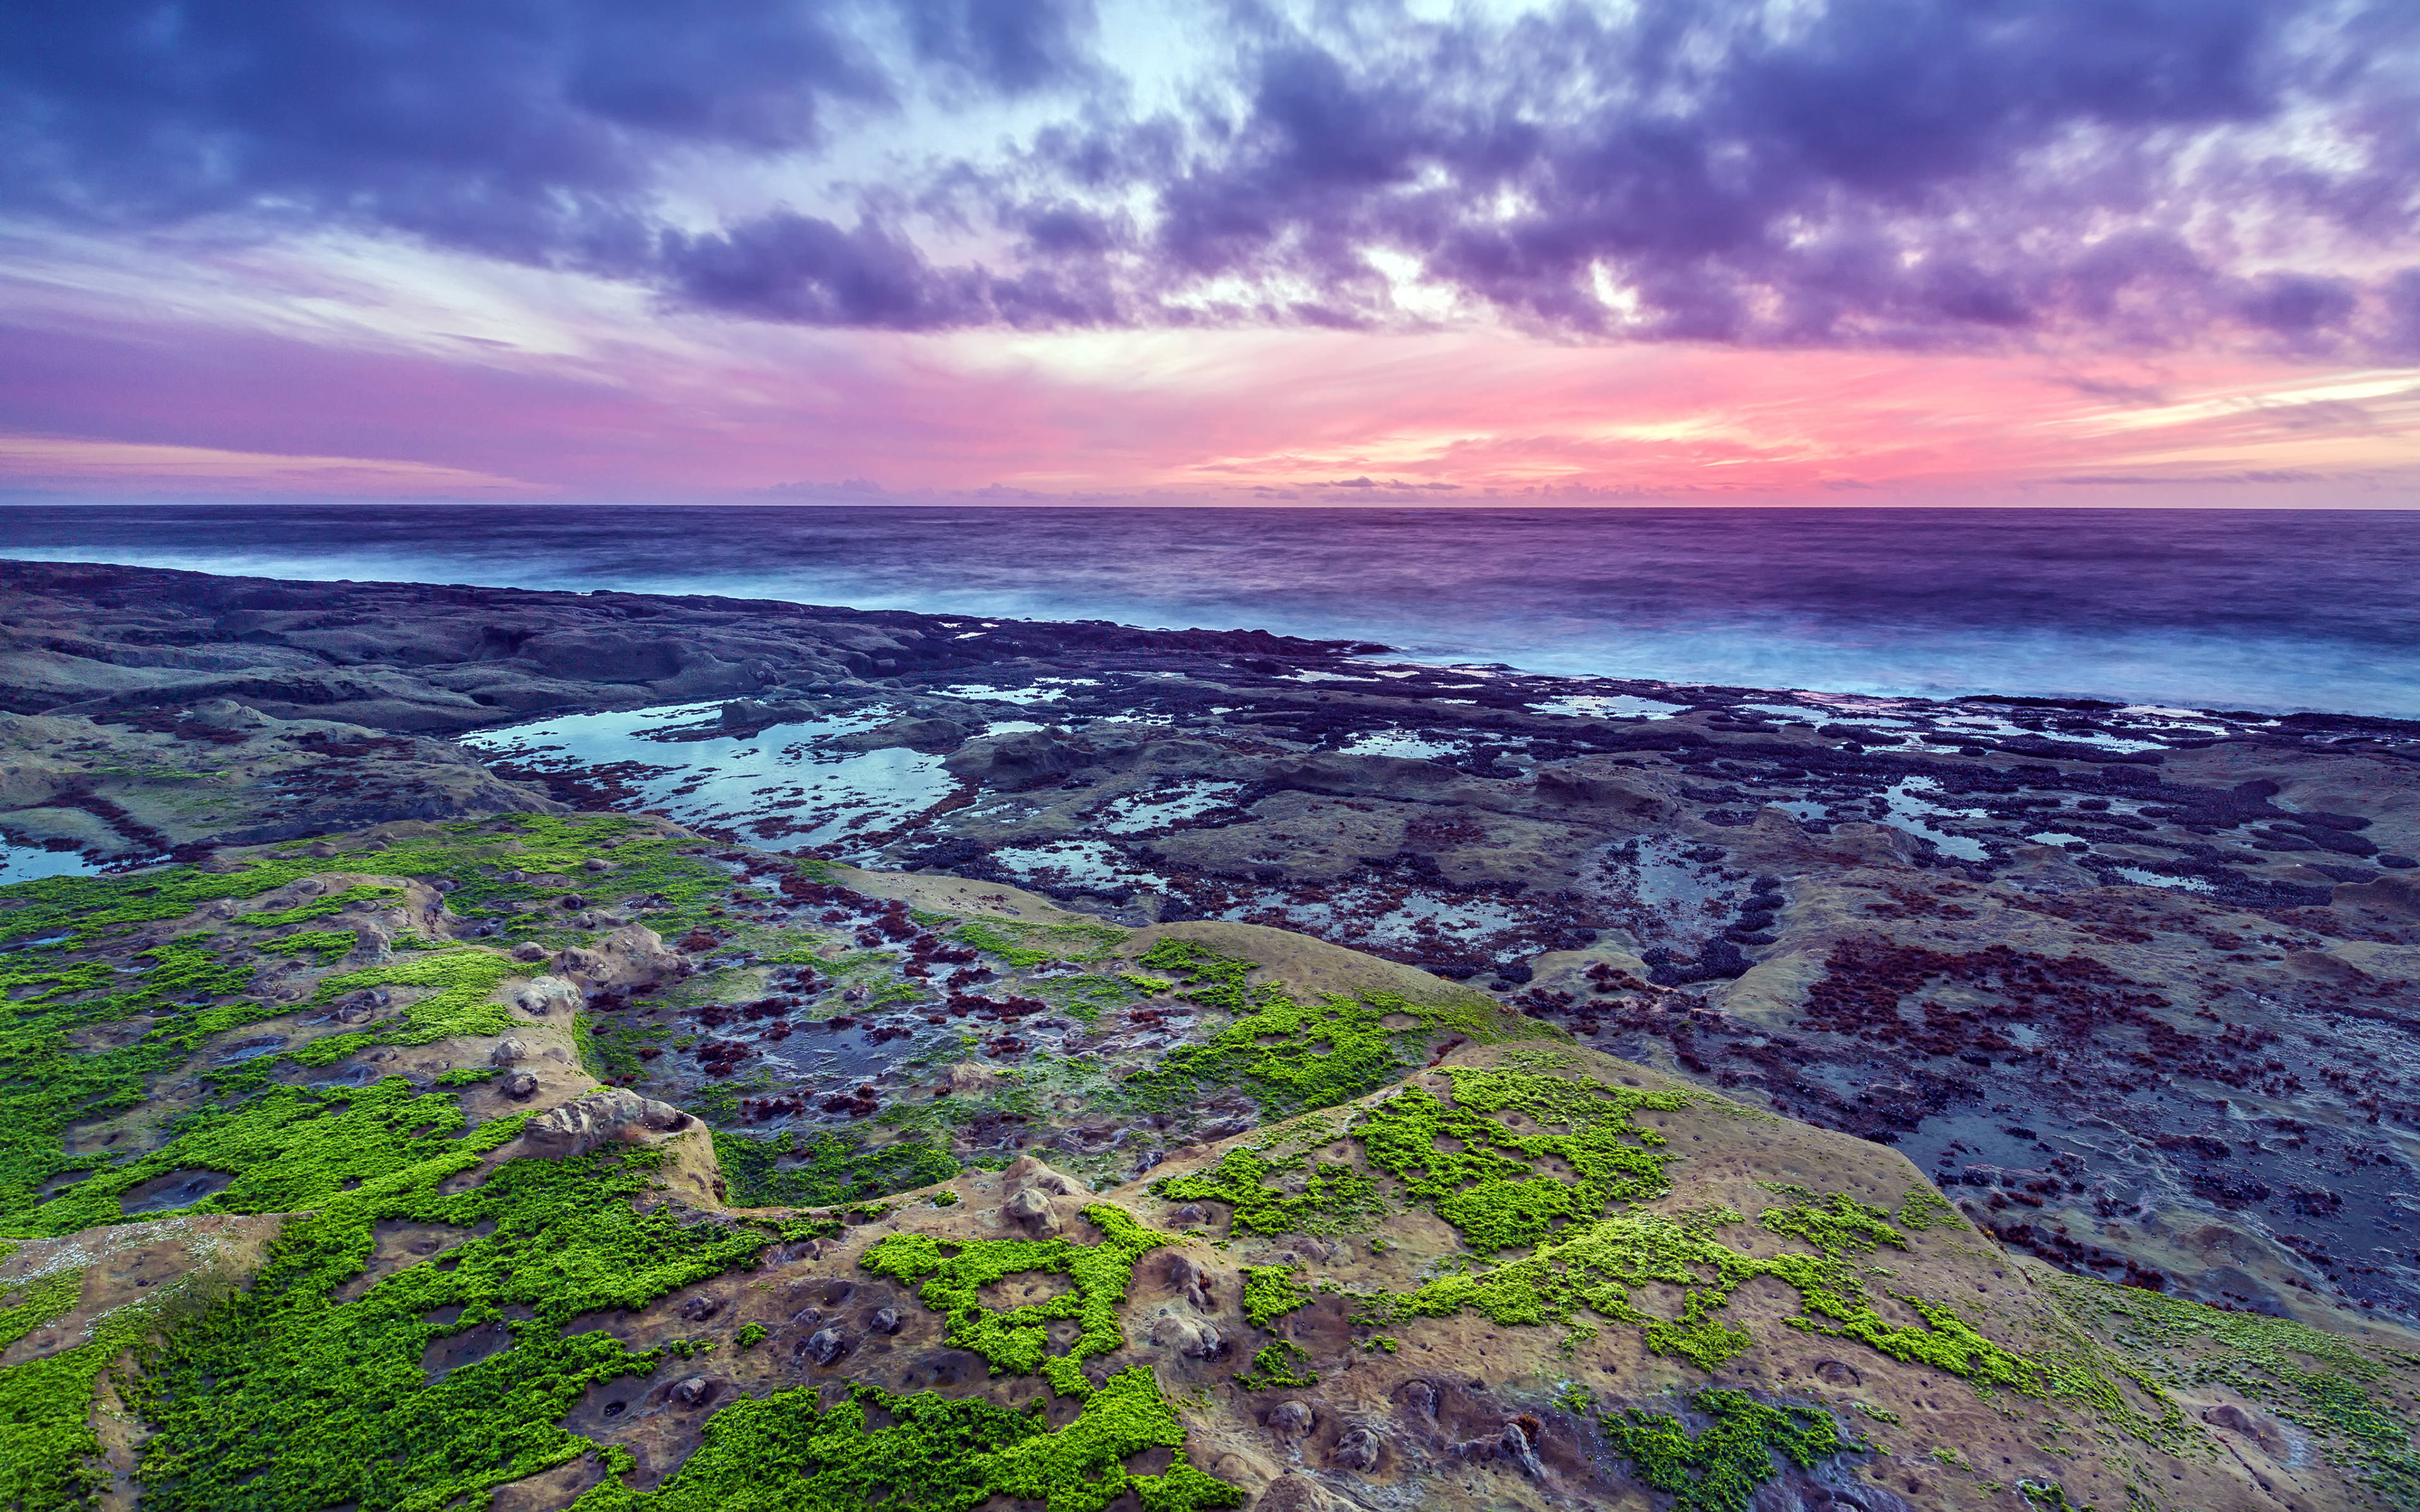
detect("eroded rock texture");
top-left (3, 560), bottom-right (2419, 1512)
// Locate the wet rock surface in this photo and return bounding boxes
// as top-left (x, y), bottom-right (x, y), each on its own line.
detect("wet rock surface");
top-left (4, 561), bottom-right (2420, 1511)
top-left (8, 563), bottom-right (2420, 1327)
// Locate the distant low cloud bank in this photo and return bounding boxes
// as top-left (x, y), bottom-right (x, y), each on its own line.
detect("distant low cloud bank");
top-left (5, 0), bottom-right (2417, 357)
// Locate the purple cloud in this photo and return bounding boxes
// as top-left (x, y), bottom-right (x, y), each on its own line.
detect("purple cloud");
top-left (4, 0), bottom-right (2416, 354)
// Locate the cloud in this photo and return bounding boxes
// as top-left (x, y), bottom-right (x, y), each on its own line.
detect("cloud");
top-left (2049, 375), bottom-right (2171, 407)
top-left (1317, 476), bottom-right (1458, 490)
top-left (3, 0), bottom-right (2416, 355)
top-left (906, 0), bottom-right (1102, 96)
top-left (0, 0), bottom-right (1094, 261)
top-left (2050, 469), bottom-right (2331, 486)
top-left (999, 0), bottom-right (2417, 352)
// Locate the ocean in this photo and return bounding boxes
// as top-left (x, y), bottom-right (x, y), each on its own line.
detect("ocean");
top-left (3, 503), bottom-right (2415, 718)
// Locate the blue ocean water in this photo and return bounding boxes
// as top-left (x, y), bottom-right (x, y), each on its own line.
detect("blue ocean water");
top-left (2, 503), bottom-right (2414, 718)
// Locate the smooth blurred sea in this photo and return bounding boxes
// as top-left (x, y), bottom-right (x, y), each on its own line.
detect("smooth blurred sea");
top-left (2, 503), bottom-right (2414, 718)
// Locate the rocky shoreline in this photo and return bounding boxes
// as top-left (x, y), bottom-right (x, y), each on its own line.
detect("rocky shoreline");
top-left (4, 558), bottom-right (2417, 1330)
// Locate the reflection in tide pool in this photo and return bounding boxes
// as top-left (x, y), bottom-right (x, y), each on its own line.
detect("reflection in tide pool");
top-left (1531, 693), bottom-right (1691, 719)
top-left (1877, 778), bottom-right (1991, 861)
top-left (0, 845), bottom-right (101, 885)
top-left (463, 702), bottom-right (960, 862)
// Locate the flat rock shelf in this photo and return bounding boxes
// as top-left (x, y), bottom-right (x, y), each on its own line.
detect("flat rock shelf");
top-left (2, 558), bottom-right (2418, 1512)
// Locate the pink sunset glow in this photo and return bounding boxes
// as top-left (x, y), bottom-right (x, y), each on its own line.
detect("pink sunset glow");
top-left (6, 304), bottom-right (2413, 505)
top-left (2, 0), bottom-right (2414, 507)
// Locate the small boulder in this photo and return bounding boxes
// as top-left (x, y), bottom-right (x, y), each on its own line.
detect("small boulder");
top-left (1333, 1426), bottom-right (1381, 1473)
top-left (1166, 1252), bottom-right (1215, 1310)
top-left (1267, 1400), bottom-right (1315, 1438)
top-left (511, 976), bottom-right (580, 1017)
top-left (1004, 1187), bottom-right (1056, 1231)
top-left (1255, 1472), bottom-right (1335, 1512)
top-left (522, 1088), bottom-right (687, 1157)
top-left (804, 1327), bottom-right (848, 1366)
top-left (870, 1306), bottom-right (902, 1335)
top-left (501, 1072), bottom-right (539, 1101)
top-left (2202, 1402), bottom-right (2291, 1458)
top-left (490, 1038), bottom-right (531, 1067)
top-left (1001, 1155), bottom-right (1087, 1196)
top-left (1147, 1312), bottom-right (1224, 1359)
top-left (1499, 1423), bottom-right (1546, 1479)
top-left (671, 1376), bottom-right (712, 1407)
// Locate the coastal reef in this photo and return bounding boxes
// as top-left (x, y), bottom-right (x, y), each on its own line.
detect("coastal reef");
top-left (0, 813), bottom-right (2414, 1511)
top-left (3, 560), bottom-right (2419, 1510)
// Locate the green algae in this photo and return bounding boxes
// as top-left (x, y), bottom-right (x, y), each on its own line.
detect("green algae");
top-left (13, 1079), bottom-right (511, 1238)
top-left (1, 1280), bottom-right (184, 1512)
top-left (296, 946), bottom-right (523, 1058)
top-left (1240, 1266), bottom-right (1316, 1328)
top-left (1114, 939), bottom-right (1538, 1121)
top-left (570, 1365), bottom-right (1239, 1512)
top-left (1365, 1197), bottom-right (2044, 1386)
top-left (1151, 1147), bottom-right (1388, 1238)
top-left (10, 816), bottom-right (2384, 1508)
top-left (1150, 1063), bottom-right (2046, 1395)
top-left (0, 933), bottom-right (282, 1224)
top-left (267, 929), bottom-right (362, 964)
top-left (1355, 1068), bottom-right (1701, 1251)
top-left (126, 1146), bottom-right (772, 1512)
top-left (589, 1017), bottom-right (673, 1084)
top-left (236, 886), bottom-right (402, 930)
top-left (1754, 1185), bottom-right (1915, 1259)
top-left (0, 1264), bottom-right (83, 1353)
top-left (1035, 973), bottom-right (1138, 1024)
top-left (1151, 1060), bottom-right (2053, 1404)
top-left (0, 813), bottom-right (732, 1234)
top-left (2038, 1268), bottom-right (2420, 1503)
top-left (861, 1203), bottom-right (1167, 1399)
top-left (1155, 1067), bottom-right (1699, 1247)
top-left (953, 919), bottom-right (1127, 970)
top-left (0, 814), bottom-right (726, 955)
top-left (0, 820), bottom-right (1251, 1510)
top-left (1599, 1388), bottom-right (1864, 1512)
top-left (711, 1128), bottom-right (957, 1209)
top-left (1235, 1340), bottom-right (1317, 1391)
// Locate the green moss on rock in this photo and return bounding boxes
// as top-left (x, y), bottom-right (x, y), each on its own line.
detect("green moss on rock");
top-left (1235, 1340), bottom-right (1317, 1391)
top-left (1115, 941), bottom-right (1545, 1122)
top-left (1151, 1147), bottom-right (1388, 1238)
top-left (127, 1147), bottom-right (775, 1512)
top-left (712, 1128), bottom-right (957, 1210)
top-left (1356, 1068), bottom-right (1702, 1251)
top-left (1240, 1266), bottom-right (1316, 1328)
top-left (2041, 1268), bottom-right (2420, 1502)
top-left (1601, 1388), bottom-right (1863, 1512)
top-left (572, 1365), bottom-right (1238, 1512)
top-left (861, 1204), bottom-right (1167, 1399)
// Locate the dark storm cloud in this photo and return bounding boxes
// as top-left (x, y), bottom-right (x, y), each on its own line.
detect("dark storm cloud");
top-left (3, 0), bottom-right (2415, 351)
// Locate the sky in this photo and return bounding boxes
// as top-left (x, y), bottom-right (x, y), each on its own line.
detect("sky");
top-left (2, 0), bottom-right (2417, 507)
